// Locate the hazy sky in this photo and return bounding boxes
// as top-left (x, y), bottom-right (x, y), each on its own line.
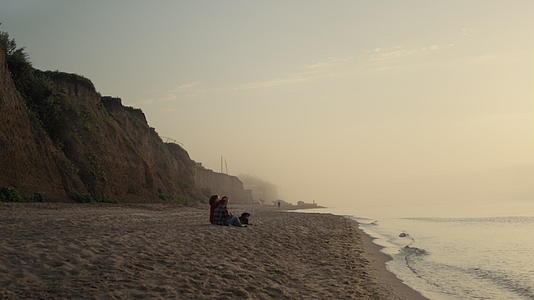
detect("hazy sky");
top-left (2, 1), bottom-right (534, 206)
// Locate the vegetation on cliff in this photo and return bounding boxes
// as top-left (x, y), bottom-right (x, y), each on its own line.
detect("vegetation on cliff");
top-left (1, 27), bottom-right (68, 146)
top-left (0, 186), bottom-right (45, 203)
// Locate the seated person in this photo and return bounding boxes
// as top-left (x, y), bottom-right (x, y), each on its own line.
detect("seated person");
top-left (213, 196), bottom-right (246, 227)
top-left (209, 194), bottom-right (220, 224)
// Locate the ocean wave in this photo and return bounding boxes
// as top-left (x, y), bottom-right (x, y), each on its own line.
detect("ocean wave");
top-left (467, 267), bottom-right (534, 299)
top-left (351, 217), bottom-right (378, 225)
top-left (399, 245), bottom-right (446, 292)
top-left (400, 254), bottom-right (534, 299)
top-left (401, 245), bottom-right (428, 257)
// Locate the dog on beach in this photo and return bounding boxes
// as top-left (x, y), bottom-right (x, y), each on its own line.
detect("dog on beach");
top-left (239, 212), bottom-right (251, 225)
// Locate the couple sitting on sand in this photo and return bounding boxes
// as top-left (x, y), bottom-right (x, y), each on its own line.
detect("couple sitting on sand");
top-left (209, 195), bottom-right (248, 227)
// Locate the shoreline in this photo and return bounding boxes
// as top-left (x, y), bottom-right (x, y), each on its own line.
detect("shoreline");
top-left (357, 221), bottom-right (427, 299)
top-left (0, 203), bottom-right (426, 299)
top-left (285, 207), bottom-right (426, 299)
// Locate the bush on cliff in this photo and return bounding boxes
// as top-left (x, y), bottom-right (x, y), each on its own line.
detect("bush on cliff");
top-left (0, 187), bottom-right (46, 202)
top-left (1, 26), bottom-right (68, 145)
top-left (0, 187), bottom-right (23, 202)
top-left (1, 26), bottom-right (36, 89)
top-left (0, 25), bottom-right (31, 76)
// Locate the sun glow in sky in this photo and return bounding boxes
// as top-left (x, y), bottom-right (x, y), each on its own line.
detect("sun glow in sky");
top-left (2, 0), bottom-right (534, 206)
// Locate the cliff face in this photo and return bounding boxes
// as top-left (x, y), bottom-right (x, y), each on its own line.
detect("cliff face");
top-left (98, 96), bottom-right (196, 201)
top-left (0, 49), bottom-right (251, 203)
top-left (194, 163), bottom-right (253, 203)
top-left (0, 49), bottom-right (196, 201)
top-left (0, 51), bottom-right (85, 199)
top-left (37, 72), bottom-right (198, 202)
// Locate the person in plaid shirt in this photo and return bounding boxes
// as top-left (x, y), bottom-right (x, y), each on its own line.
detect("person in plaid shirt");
top-left (209, 194), bottom-right (220, 224)
top-left (213, 196), bottom-right (246, 227)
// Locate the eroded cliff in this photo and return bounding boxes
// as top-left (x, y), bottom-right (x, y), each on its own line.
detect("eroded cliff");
top-left (0, 43), bottom-right (252, 203)
top-left (0, 51), bottom-right (85, 199)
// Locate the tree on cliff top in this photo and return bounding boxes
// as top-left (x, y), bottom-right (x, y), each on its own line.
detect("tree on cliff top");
top-left (0, 25), bottom-right (67, 145)
top-left (0, 24), bottom-right (33, 79)
top-left (0, 24), bottom-right (17, 54)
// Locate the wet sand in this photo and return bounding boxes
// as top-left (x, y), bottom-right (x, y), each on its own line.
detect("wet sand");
top-left (0, 203), bottom-right (425, 299)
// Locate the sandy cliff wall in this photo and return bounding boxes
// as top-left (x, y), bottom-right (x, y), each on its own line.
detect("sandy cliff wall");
top-left (98, 96), bottom-right (196, 201)
top-left (0, 49), bottom-right (252, 203)
top-left (37, 72), bottom-right (199, 202)
top-left (0, 51), bottom-right (85, 199)
top-left (0, 49), bottom-right (196, 201)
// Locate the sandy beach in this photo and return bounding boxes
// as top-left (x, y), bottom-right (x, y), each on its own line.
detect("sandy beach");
top-left (0, 203), bottom-right (424, 299)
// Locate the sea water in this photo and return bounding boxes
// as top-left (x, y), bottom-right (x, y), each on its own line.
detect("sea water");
top-left (296, 200), bottom-right (534, 299)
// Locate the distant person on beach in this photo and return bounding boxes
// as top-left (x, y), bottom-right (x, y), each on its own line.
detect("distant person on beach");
top-left (277, 201), bottom-right (280, 208)
top-left (213, 196), bottom-right (246, 227)
top-left (209, 194), bottom-right (220, 224)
